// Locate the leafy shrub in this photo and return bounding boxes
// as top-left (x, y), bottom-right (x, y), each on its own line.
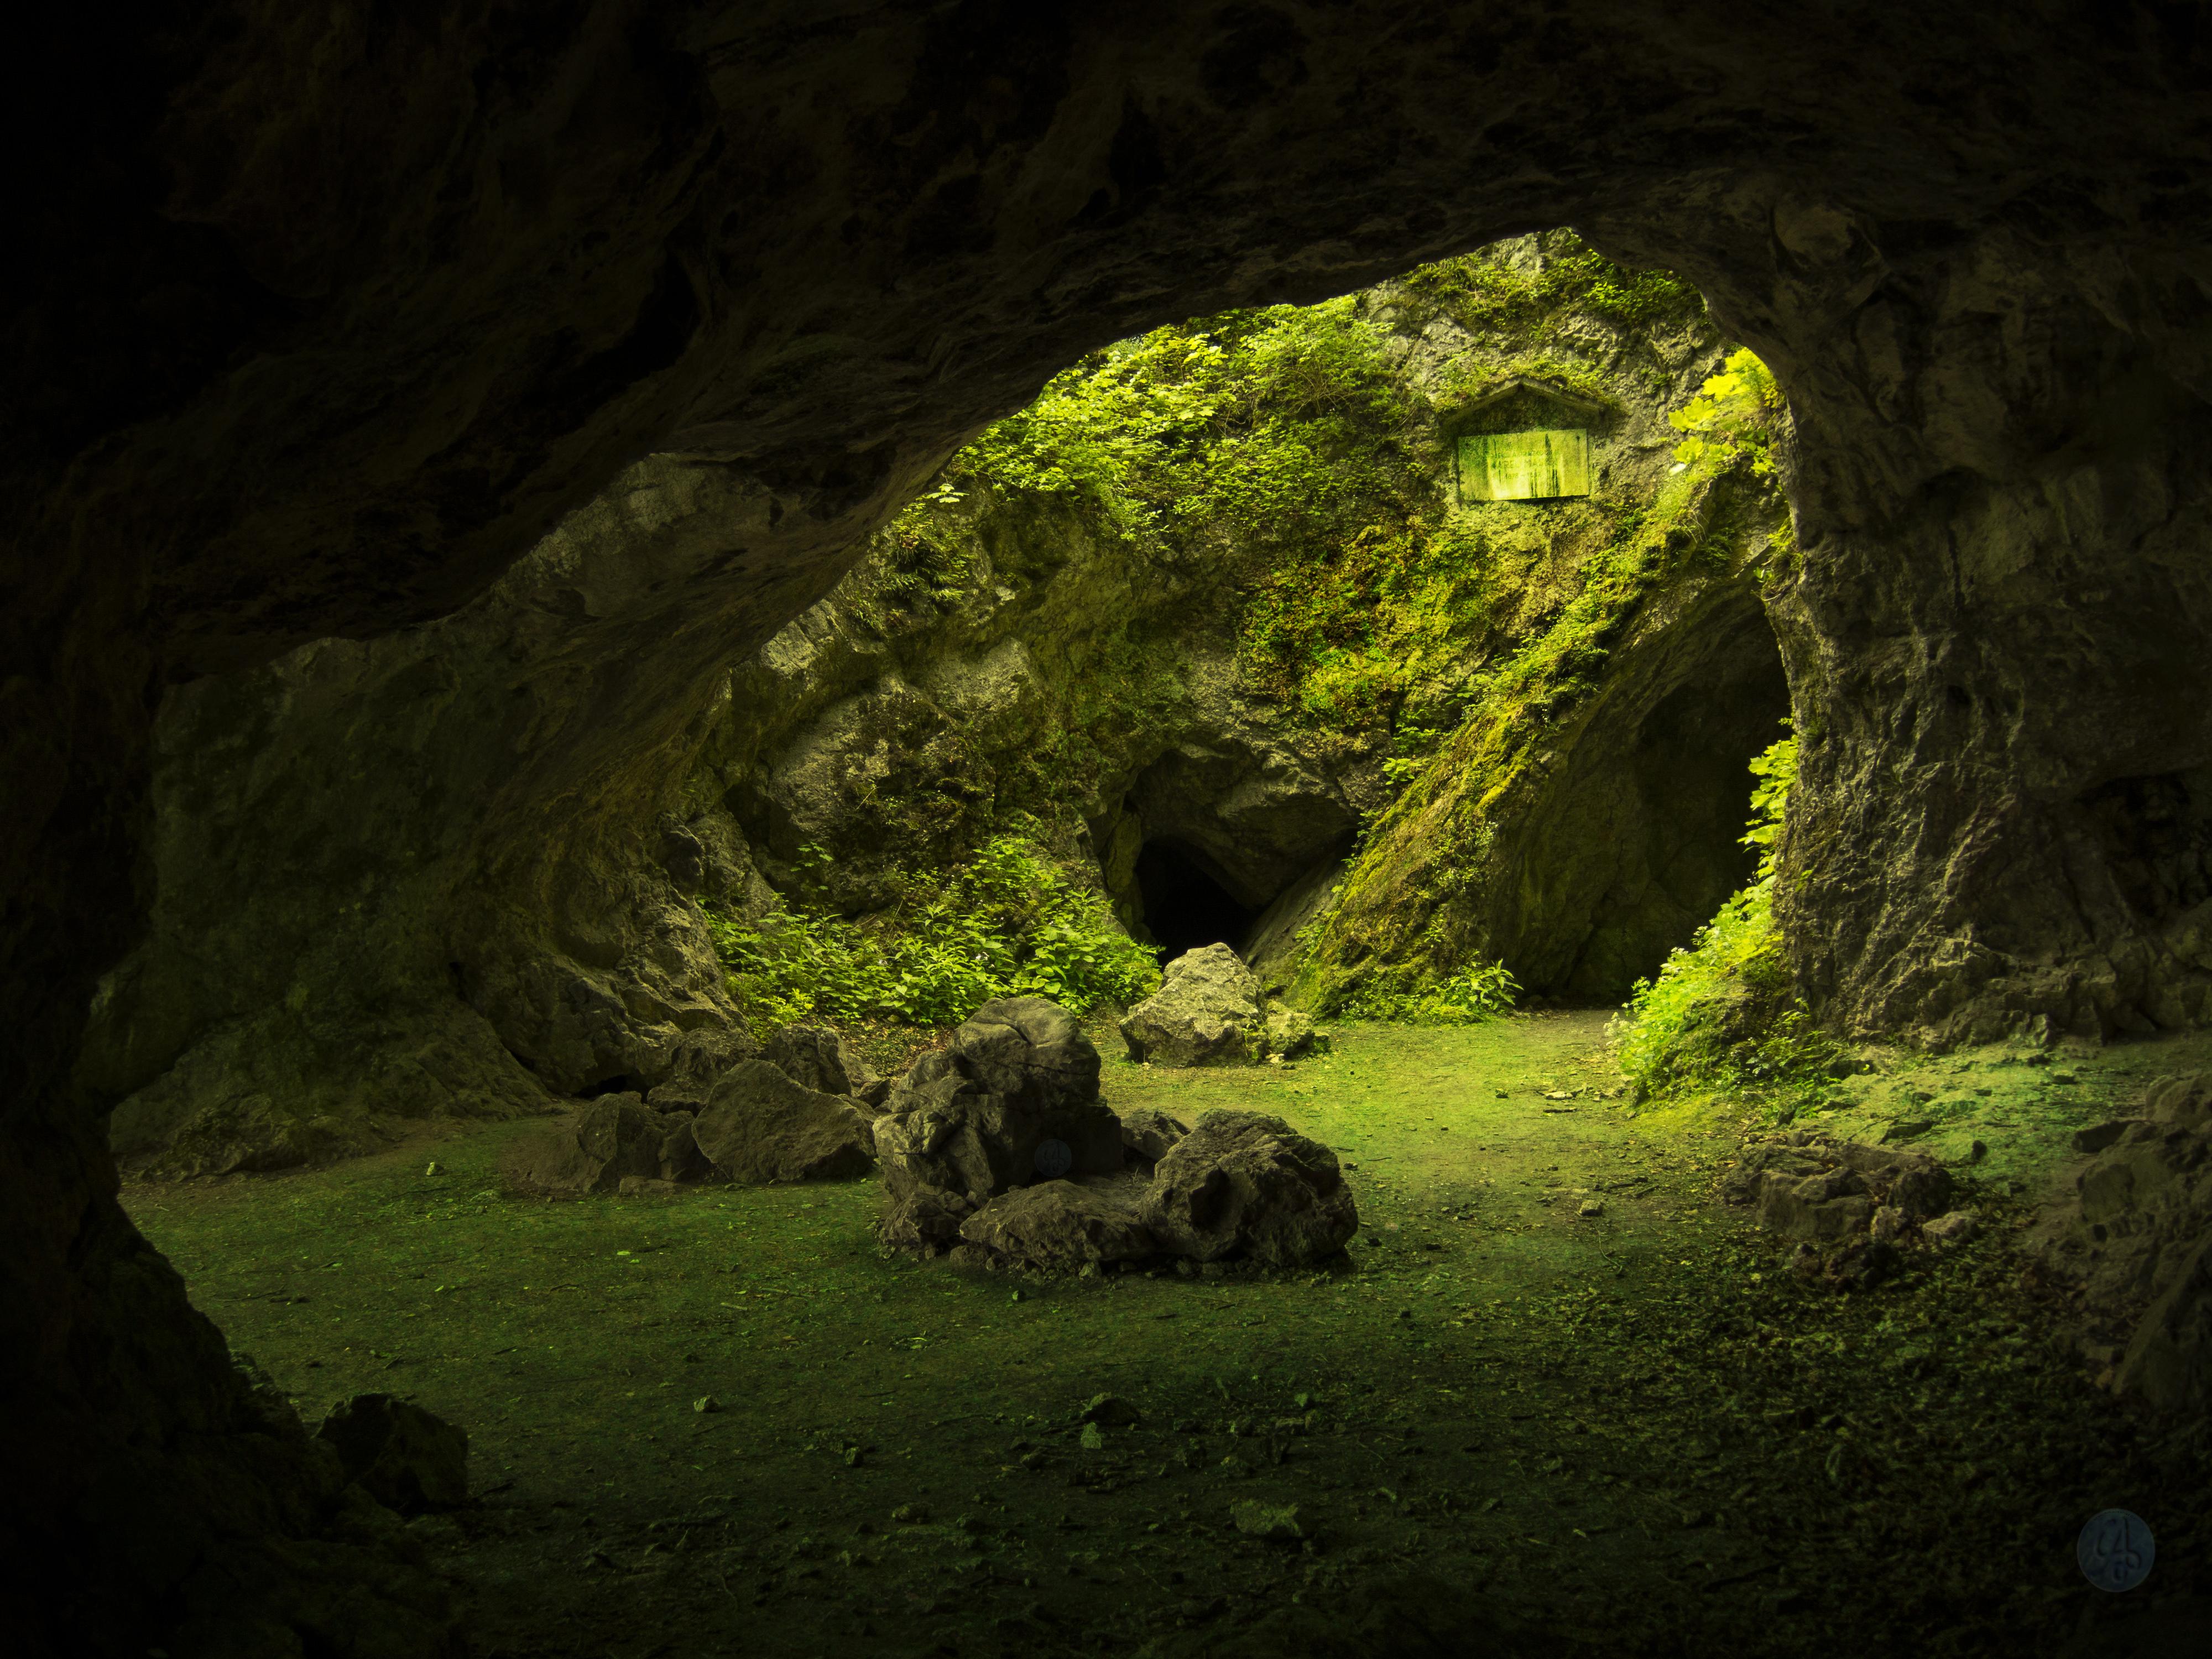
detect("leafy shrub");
top-left (1342, 958), bottom-right (1520, 1025)
top-left (704, 834), bottom-right (1161, 1037)
top-left (1612, 732), bottom-right (1840, 1103)
top-left (1668, 347), bottom-right (1786, 477)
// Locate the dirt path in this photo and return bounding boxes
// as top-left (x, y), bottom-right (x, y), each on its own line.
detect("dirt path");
top-left (127, 1015), bottom-right (2203, 1657)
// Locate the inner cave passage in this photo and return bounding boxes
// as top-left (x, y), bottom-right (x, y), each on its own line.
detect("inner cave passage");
top-left (1133, 839), bottom-right (1263, 961)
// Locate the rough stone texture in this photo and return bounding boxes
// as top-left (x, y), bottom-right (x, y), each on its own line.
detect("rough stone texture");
top-left (1723, 1134), bottom-right (1956, 1246)
top-left (1147, 1110), bottom-right (1359, 1267)
top-left (13, 8), bottom-right (2212, 1651)
top-left (957, 1177), bottom-right (1159, 1271)
top-left (949, 997), bottom-right (1104, 1114)
top-left (2035, 1071), bottom-right (2212, 1413)
top-left (763, 1025), bottom-right (877, 1098)
top-left (1120, 1106), bottom-right (1192, 1168)
top-left (1264, 1003), bottom-right (1323, 1062)
top-left (874, 999), bottom-right (1125, 1245)
top-left (689, 1061), bottom-right (877, 1185)
top-left (688, 496), bottom-right (1383, 928)
top-left (2117, 1236), bottom-right (2212, 1416)
top-left (642, 1027), bottom-right (756, 1116)
top-left (1123, 945), bottom-right (1267, 1067)
top-left (315, 1395), bottom-right (469, 1516)
top-left (499, 1094), bottom-right (722, 1197)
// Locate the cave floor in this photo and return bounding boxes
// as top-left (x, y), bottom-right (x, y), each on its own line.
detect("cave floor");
top-left (126, 1014), bottom-right (2208, 1658)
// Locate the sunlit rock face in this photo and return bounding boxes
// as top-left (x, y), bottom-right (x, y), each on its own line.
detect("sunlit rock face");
top-left (9, 4), bottom-right (2212, 1651)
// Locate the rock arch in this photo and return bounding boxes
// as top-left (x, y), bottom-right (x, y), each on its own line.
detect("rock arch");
top-left (9, 6), bottom-right (2212, 1648)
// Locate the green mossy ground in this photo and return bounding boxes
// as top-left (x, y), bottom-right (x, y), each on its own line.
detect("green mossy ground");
top-left (127, 1021), bottom-right (2206, 1657)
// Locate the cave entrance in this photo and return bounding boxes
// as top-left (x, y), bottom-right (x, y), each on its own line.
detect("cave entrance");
top-left (1134, 839), bottom-right (1263, 961)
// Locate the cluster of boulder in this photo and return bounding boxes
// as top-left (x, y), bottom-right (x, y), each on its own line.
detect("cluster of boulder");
top-left (879, 997), bottom-right (1357, 1272)
top-left (1721, 1130), bottom-right (1981, 1290)
top-left (2034, 1071), bottom-right (2212, 1413)
top-left (503, 988), bottom-right (1357, 1276)
top-left (1120, 943), bottom-right (1322, 1067)
top-left (502, 1024), bottom-right (883, 1196)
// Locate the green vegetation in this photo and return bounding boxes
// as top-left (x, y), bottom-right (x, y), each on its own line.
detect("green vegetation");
top-left (1668, 347), bottom-right (1786, 479)
top-left (1286, 340), bottom-right (1794, 1018)
top-left (1398, 239), bottom-right (1703, 335)
top-left (735, 233), bottom-right (1785, 1030)
top-left (124, 1015), bottom-right (2188, 1658)
top-left (704, 832), bottom-right (1160, 1035)
top-left (1612, 732), bottom-right (1840, 1108)
top-left (1337, 957), bottom-right (1521, 1024)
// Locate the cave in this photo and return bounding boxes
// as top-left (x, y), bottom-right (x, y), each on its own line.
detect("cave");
top-left (12, 9), bottom-right (2212, 1659)
top-left (1132, 839), bottom-right (1265, 961)
top-left (1496, 588), bottom-right (1797, 1003)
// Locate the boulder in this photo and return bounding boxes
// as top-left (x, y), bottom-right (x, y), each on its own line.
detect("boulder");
top-left (644, 1027), bottom-right (755, 1114)
top-left (691, 1060), bottom-right (877, 1183)
top-left (1724, 1133), bottom-right (1953, 1244)
top-left (316, 1394), bottom-right (469, 1514)
top-left (2115, 1233), bottom-right (2212, 1413)
top-left (951, 997), bottom-right (1103, 1110)
top-left (1121, 945), bottom-right (1266, 1067)
top-left (957, 1178), bottom-right (1158, 1270)
top-left (1264, 1001), bottom-right (1323, 1061)
top-left (658, 1115), bottom-right (717, 1184)
top-left (764, 1024), bottom-right (878, 1098)
top-left (1147, 1109), bottom-right (1358, 1267)
top-left (575, 1095), bottom-right (665, 1187)
top-left (874, 1091), bottom-right (1122, 1206)
top-left (1922, 1208), bottom-right (1981, 1249)
top-left (872, 999), bottom-right (1122, 1208)
top-left (879, 1186), bottom-right (977, 1254)
top-left (1120, 1106), bottom-right (1191, 1168)
top-left (2146, 1072), bottom-right (2212, 1133)
top-left (2033, 1072), bottom-right (2212, 1412)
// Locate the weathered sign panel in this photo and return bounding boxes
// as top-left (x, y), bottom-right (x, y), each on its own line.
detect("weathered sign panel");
top-left (1458, 430), bottom-right (1590, 502)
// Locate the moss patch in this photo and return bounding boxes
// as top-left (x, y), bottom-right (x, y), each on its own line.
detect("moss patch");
top-left (127, 1018), bottom-right (2205, 1657)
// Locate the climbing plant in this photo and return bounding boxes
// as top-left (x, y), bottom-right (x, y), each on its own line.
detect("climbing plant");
top-left (1611, 731), bottom-right (1841, 1105)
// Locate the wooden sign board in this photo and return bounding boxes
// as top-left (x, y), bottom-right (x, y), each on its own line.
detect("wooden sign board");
top-left (1458, 430), bottom-right (1590, 502)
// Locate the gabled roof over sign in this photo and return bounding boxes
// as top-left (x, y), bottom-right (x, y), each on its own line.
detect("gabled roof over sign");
top-left (1457, 374), bottom-right (1611, 421)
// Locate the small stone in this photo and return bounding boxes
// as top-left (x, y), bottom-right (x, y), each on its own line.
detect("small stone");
top-left (1229, 1499), bottom-right (1303, 1540)
top-left (424, 1160), bottom-right (441, 1176)
top-left (1922, 1209), bottom-right (1980, 1249)
top-left (1577, 1198), bottom-right (1604, 1219)
top-left (692, 1395), bottom-right (722, 1414)
top-left (1079, 1393), bottom-right (1141, 1428)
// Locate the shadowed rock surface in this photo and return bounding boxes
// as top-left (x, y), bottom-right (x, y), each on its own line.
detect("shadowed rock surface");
top-left (1148, 1110), bottom-right (1360, 1269)
top-left (2036, 1071), bottom-right (2212, 1412)
top-left (13, 6), bottom-right (2212, 1653)
top-left (689, 1061), bottom-right (877, 1185)
top-left (315, 1394), bottom-right (470, 1517)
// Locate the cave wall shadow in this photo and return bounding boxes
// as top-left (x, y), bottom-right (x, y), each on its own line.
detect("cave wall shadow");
top-left (11, 7), bottom-right (2212, 1653)
top-left (1492, 587), bottom-right (1792, 1003)
top-left (1130, 838), bottom-right (1264, 961)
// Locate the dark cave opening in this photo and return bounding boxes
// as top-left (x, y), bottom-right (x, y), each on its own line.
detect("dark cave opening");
top-left (1134, 839), bottom-right (1264, 962)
